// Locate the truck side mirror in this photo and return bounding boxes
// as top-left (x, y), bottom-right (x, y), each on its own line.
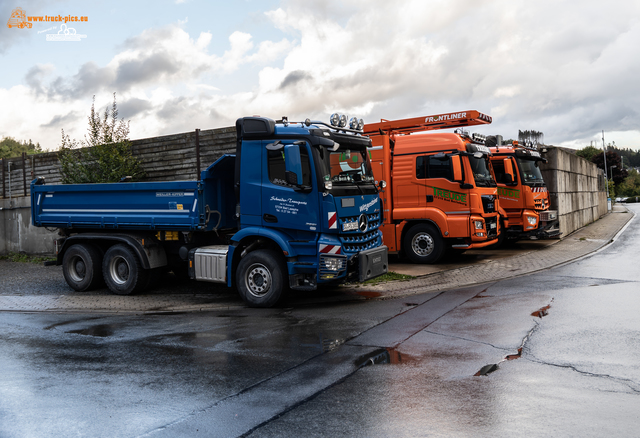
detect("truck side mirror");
top-left (284, 144), bottom-right (304, 187)
top-left (503, 158), bottom-right (515, 184)
top-left (451, 155), bottom-right (463, 182)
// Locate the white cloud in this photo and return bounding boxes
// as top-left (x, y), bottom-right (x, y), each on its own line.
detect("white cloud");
top-left (2, 0), bottom-right (640, 151)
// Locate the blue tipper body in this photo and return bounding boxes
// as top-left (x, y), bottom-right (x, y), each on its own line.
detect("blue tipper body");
top-left (31, 155), bottom-right (237, 232)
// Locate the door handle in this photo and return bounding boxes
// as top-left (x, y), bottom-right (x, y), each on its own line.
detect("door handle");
top-left (263, 214), bottom-right (278, 223)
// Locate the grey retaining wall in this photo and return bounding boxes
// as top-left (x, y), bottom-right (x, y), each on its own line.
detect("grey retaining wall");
top-left (540, 146), bottom-right (608, 237)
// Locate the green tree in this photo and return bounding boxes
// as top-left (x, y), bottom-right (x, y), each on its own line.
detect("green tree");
top-left (619, 169), bottom-right (640, 197)
top-left (58, 93), bottom-right (145, 184)
top-left (0, 137), bottom-right (42, 159)
top-left (576, 145), bottom-right (601, 162)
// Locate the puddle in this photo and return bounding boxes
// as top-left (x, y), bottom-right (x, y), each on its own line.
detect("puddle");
top-left (474, 363), bottom-right (498, 376)
top-left (531, 304), bottom-right (551, 318)
top-left (354, 347), bottom-right (414, 367)
top-left (321, 337), bottom-right (342, 352)
top-left (355, 291), bottom-right (382, 299)
top-left (505, 347), bottom-right (523, 361)
top-left (66, 324), bottom-right (114, 338)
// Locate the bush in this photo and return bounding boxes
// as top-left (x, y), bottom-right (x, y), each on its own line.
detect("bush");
top-left (58, 93), bottom-right (145, 184)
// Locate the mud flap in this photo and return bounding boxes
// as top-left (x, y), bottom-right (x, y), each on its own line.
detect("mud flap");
top-left (358, 246), bottom-right (388, 282)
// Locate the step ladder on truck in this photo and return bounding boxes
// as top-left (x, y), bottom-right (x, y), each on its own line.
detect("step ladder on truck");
top-left (363, 111), bottom-right (512, 263)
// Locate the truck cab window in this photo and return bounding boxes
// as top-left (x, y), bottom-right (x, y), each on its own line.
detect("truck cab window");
top-left (268, 147), bottom-right (312, 187)
top-left (416, 155), bottom-right (453, 180)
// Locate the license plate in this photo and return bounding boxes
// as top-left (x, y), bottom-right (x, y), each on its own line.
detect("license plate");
top-left (342, 222), bottom-right (358, 232)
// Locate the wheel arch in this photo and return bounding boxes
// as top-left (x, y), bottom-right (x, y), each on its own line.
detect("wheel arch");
top-left (228, 229), bottom-right (290, 289)
top-left (400, 219), bottom-right (443, 254)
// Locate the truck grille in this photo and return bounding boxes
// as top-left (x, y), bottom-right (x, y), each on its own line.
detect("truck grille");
top-left (481, 195), bottom-right (496, 213)
top-left (338, 213), bottom-right (382, 255)
top-left (534, 198), bottom-right (549, 210)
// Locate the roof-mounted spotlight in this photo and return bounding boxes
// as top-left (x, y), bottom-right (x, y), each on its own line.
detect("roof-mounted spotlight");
top-left (349, 117), bottom-right (359, 129)
top-left (330, 113), bottom-right (340, 127)
top-left (357, 118), bottom-right (364, 131)
top-left (339, 114), bottom-right (348, 128)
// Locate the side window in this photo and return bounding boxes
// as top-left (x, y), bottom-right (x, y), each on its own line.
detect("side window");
top-left (416, 155), bottom-right (453, 181)
top-left (267, 146), bottom-right (312, 188)
top-left (492, 160), bottom-right (506, 183)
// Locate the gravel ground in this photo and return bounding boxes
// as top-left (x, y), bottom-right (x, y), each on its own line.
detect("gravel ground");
top-left (0, 259), bottom-right (234, 297)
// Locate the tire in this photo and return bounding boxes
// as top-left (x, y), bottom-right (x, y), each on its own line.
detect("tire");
top-left (102, 244), bottom-right (149, 295)
top-left (236, 249), bottom-right (288, 308)
top-left (62, 243), bottom-right (103, 291)
top-left (403, 223), bottom-right (445, 264)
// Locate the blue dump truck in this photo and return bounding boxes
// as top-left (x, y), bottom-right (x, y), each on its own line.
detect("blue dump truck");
top-left (31, 117), bottom-right (388, 307)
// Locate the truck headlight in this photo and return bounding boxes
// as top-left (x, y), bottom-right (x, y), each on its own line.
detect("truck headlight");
top-left (324, 257), bottom-right (342, 271)
top-left (527, 216), bottom-right (537, 226)
top-left (474, 220), bottom-right (484, 230)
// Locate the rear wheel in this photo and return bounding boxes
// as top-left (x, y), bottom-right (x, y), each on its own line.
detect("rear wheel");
top-left (62, 243), bottom-right (103, 291)
top-left (403, 223), bottom-right (445, 264)
top-left (236, 249), bottom-right (287, 308)
top-left (102, 244), bottom-right (149, 295)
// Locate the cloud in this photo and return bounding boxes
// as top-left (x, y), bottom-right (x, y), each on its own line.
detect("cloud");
top-left (3, 0), bottom-right (640, 150)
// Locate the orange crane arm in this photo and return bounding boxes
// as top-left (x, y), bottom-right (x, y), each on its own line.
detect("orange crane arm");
top-left (363, 110), bottom-right (492, 136)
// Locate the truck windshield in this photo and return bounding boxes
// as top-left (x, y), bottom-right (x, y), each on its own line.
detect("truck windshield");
top-left (469, 156), bottom-right (496, 187)
top-left (517, 158), bottom-right (545, 185)
top-left (316, 147), bottom-right (377, 195)
top-left (324, 149), bottom-right (375, 184)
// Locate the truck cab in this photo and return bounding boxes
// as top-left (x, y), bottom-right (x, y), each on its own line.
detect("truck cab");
top-left (231, 117), bottom-right (388, 299)
top-left (488, 137), bottom-right (560, 242)
top-left (365, 111), bottom-right (501, 264)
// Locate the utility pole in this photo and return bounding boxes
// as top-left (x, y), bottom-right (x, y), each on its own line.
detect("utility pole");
top-left (602, 130), bottom-right (610, 209)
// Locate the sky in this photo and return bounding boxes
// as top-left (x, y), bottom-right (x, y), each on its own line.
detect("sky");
top-left (1, 0), bottom-right (639, 151)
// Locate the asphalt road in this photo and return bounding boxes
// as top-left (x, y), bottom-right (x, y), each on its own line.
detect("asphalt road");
top-left (0, 205), bottom-right (638, 437)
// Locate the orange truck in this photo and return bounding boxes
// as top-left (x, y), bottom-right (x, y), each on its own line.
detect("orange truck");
top-left (364, 111), bottom-right (506, 263)
top-left (487, 136), bottom-right (559, 243)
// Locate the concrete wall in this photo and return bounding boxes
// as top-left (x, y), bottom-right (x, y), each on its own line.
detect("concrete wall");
top-left (0, 196), bottom-right (57, 255)
top-left (540, 146), bottom-right (608, 237)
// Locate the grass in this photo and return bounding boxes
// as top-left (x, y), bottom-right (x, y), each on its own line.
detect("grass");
top-left (0, 252), bottom-right (55, 264)
top-left (363, 271), bottom-right (415, 285)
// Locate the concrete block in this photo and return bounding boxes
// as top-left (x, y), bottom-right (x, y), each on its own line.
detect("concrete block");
top-left (543, 170), bottom-right (558, 192)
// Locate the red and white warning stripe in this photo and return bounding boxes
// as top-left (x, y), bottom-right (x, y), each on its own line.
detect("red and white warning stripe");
top-left (531, 187), bottom-right (548, 193)
top-left (328, 212), bottom-right (337, 229)
top-left (319, 244), bottom-right (342, 254)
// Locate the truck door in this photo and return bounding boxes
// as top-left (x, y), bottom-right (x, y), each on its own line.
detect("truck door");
top-left (261, 141), bottom-right (320, 234)
top-left (417, 153), bottom-right (470, 237)
top-left (494, 157), bottom-right (523, 211)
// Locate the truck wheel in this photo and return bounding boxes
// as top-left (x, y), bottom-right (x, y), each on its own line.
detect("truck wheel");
top-left (62, 243), bottom-right (103, 291)
top-left (404, 224), bottom-right (445, 264)
top-left (102, 244), bottom-right (149, 295)
top-left (236, 249), bottom-right (288, 308)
